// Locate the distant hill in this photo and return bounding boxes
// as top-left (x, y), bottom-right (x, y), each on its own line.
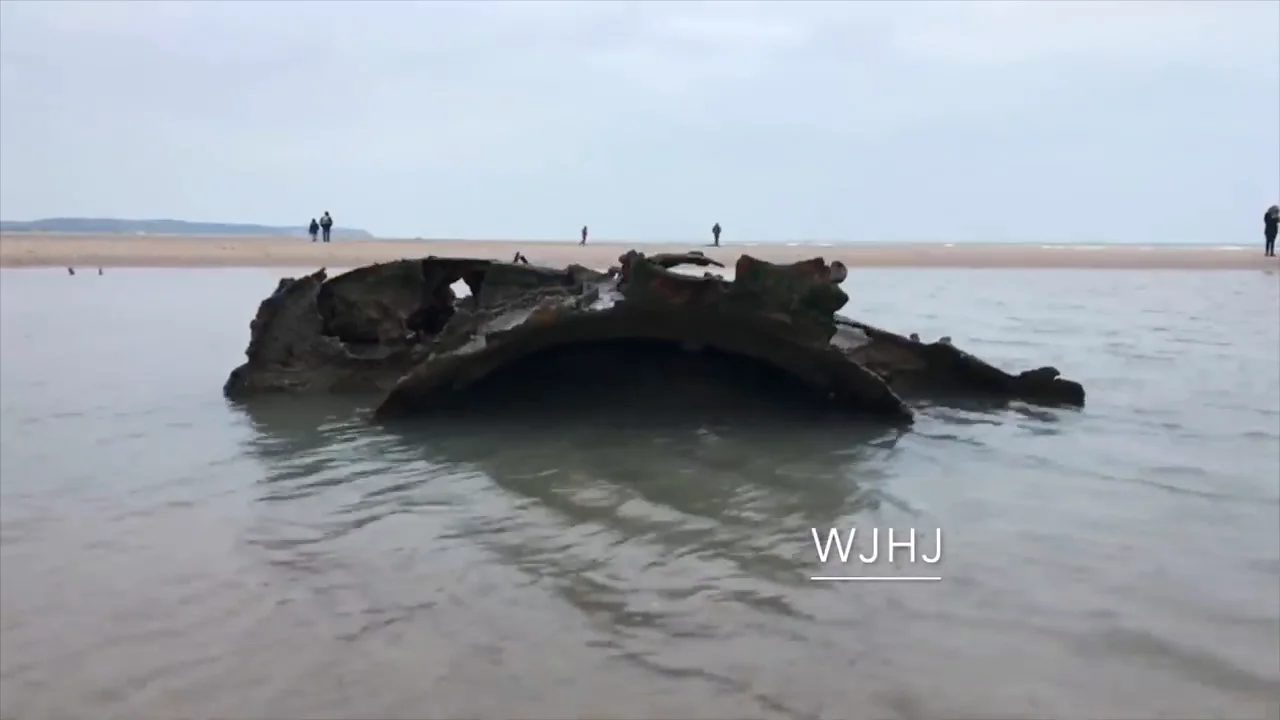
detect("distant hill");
top-left (0, 217), bottom-right (375, 240)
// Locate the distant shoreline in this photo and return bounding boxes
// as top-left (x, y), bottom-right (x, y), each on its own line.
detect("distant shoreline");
top-left (0, 229), bottom-right (1264, 247)
top-left (1, 233), bottom-right (1276, 270)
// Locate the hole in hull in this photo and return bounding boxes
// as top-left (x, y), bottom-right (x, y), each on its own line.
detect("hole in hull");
top-left (416, 338), bottom-right (854, 424)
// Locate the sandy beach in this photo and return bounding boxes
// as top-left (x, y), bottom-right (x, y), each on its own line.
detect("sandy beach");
top-left (1, 233), bottom-right (1275, 270)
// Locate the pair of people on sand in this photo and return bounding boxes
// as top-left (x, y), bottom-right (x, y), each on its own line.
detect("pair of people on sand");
top-left (578, 223), bottom-right (723, 246)
top-left (308, 212), bottom-right (334, 243)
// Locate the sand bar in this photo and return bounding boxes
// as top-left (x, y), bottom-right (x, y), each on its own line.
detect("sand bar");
top-left (1, 233), bottom-right (1276, 270)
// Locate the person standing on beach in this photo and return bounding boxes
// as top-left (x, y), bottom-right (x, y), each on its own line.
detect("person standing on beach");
top-left (308, 218), bottom-right (320, 242)
top-left (712, 222), bottom-right (722, 247)
top-left (320, 212), bottom-right (334, 243)
top-left (1265, 205), bottom-right (1279, 257)
top-left (581, 225), bottom-right (589, 246)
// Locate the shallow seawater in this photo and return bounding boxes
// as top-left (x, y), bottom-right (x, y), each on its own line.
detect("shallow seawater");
top-left (1, 267), bottom-right (1278, 719)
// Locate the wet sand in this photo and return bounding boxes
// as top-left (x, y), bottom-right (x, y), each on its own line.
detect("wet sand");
top-left (0, 233), bottom-right (1275, 270)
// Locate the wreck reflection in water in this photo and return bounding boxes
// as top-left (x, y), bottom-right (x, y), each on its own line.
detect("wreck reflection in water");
top-left (236, 392), bottom-right (906, 587)
top-left (232, 395), bottom-right (912, 718)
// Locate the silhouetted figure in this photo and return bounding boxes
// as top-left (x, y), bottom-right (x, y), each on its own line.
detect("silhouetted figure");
top-left (309, 218), bottom-right (320, 243)
top-left (97, 267), bottom-right (103, 276)
top-left (581, 225), bottom-right (588, 246)
top-left (712, 222), bottom-right (721, 247)
top-left (67, 267), bottom-right (75, 275)
top-left (320, 212), bottom-right (334, 243)
top-left (1265, 205), bottom-right (1279, 257)
top-left (512, 251), bottom-right (529, 265)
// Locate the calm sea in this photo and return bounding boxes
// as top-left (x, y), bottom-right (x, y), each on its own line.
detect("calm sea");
top-left (1, 267), bottom-right (1277, 720)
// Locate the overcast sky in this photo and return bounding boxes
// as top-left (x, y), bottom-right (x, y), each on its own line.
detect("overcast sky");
top-left (1, 0), bottom-right (1277, 243)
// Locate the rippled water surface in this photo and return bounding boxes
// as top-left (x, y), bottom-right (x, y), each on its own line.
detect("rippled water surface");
top-left (2, 267), bottom-right (1278, 720)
